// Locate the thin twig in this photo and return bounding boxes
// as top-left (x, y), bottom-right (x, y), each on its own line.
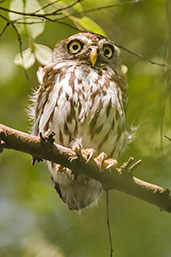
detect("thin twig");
top-left (44, 16), bottom-right (80, 31)
top-left (34, 0), bottom-right (60, 14)
top-left (106, 191), bottom-right (113, 257)
top-left (0, 0), bottom-right (80, 17)
top-left (0, 6), bottom-right (26, 16)
top-left (0, 22), bottom-right (9, 37)
top-left (0, 13), bottom-right (9, 21)
top-left (15, 16), bottom-right (45, 22)
top-left (165, 135), bottom-right (171, 141)
top-left (11, 23), bottom-right (23, 56)
top-left (164, 0), bottom-right (171, 99)
top-left (42, 0), bottom-right (81, 17)
top-left (11, 23), bottom-right (29, 80)
top-left (10, 16), bottom-right (79, 31)
top-left (117, 44), bottom-right (171, 70)
top-left (16, 21), bottom-right (46, 25)
top-left (79, 0), bottom-right (144, 14)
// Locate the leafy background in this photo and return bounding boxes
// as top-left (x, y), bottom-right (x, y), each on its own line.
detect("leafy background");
top-left (0, 0), bottom-right (171, 257)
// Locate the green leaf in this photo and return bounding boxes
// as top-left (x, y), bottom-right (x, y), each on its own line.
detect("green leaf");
top-left (72, 2), bottom-right (83, 12)
top-left (9, 0), bottom-right (24, 33)
top-left (78, 17), bottom-right (106, 36)
top-left (121, 64), bottom-right (128, 74)
top-left (57, 1), bottom-right (67, 8)
top-left (14, 48), bottom-right (35, 69)
top-left (34, 44), bottom-right (52, 65)
top-left (25, 0), bottom-right (45, 39)
top-left (58, 0), bottom-right (83, 11)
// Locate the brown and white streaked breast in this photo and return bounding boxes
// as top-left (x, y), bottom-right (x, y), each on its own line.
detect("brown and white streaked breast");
top-left (32, 60), bottom-right (128, 159)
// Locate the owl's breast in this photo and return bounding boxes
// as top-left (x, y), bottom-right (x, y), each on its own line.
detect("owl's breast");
top-left (72, 65), bottom-right (127, 158)
top-left (35, 61), bottom-right (128, 158)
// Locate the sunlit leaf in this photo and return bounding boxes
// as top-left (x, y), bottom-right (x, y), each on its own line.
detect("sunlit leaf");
top-left (121, 64), bottom-right (128, 74)
top-left (78, 16), bottom-right (106, 36)
top-left (57, 1), bottom-right (67, 8)
top-left (14, 48), bottom-right (35, 69)
top-left (9, 0), bottom-right (24, 33)
top-left (58, 0), bottom-right (83, 12)
top-left (34, 44), bottom-right (52, 65)
top-left (25, 0), bottom-right (45, 39)
top-left (72, 2), bottom-right (83, 12)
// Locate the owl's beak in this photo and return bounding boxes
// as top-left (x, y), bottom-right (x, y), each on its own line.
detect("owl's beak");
top-left (90, 47), bottom-right (98, 66)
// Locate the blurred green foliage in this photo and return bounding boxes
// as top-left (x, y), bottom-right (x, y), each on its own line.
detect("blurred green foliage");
top-left (0, 0), bottom-right (171, 257)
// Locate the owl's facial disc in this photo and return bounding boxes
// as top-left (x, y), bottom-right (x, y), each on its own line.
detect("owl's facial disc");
top-left (67, 39), bottom-right (98, 65)
top-left (65, 34), bottom-right (116, 66)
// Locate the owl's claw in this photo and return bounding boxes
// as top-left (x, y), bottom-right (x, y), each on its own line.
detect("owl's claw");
top-left (81, 148), bottom-right (96, 162)
top-left (71, 141), bottom-right (82, 154)
top-left (94, 152), bottom-right (107, 167)
top-left (0, 139), bottom-right (5, 153)
top-left (72, 141), bottom-right (96, 163)
top-left (32, 157), bottom-right (43, 165)
top-left (94, 152), bottom-right (118, 169)
top-left (56, 164), bottom-right (66, 172)
top-left (39, 129), bottom-right (55, 144)
top-left (104, 158), bottom-right (118, 169)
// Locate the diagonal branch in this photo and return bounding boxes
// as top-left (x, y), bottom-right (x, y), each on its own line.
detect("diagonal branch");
top-left (79, 0), bottom-right (144, 14)
top-left (0, 0), bottom-right (80, 17)
top-left (117, 44), bottom-right (171, 70)
top-left (0, 122), bottom-right (171, 213)
top-left (0, 22), bottom-right (9, 37)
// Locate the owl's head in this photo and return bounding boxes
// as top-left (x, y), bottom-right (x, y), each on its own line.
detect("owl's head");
top-left (52, 32), bottom-right (121, 69)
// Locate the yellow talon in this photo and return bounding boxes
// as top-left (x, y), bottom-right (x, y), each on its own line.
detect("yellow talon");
top-left (56, 164), bottom-right (64, 171)
top-left (81, 148), bottom-right (96, 162)
top-left (104, 158), bottom-right (118, 169)
top-left (72, 141), bottom-right (82, 154)
top-left (94, 152), bottom-right (118, 169)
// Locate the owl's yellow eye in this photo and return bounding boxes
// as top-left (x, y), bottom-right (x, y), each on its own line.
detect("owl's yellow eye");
top-left (103, 45), bottom-right (114, 59)
top-left (68, 40), bottom-right (83, 54)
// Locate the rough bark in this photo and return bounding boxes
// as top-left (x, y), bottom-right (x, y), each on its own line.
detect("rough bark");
top-left (0, 123), bottom-right (171, 213)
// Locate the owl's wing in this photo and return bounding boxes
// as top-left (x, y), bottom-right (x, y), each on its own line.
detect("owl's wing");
top-left (115, 70), bottom-right (128, 112)
top-left (31, 63), bottom-right (77, 148)
top-left (31, 63), bottom-right (61, 136)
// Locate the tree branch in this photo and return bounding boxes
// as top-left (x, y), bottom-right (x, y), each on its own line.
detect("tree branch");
top-left (116, 44), bottom-right (171, 69)
top-left (79, 0), bottom-right (144, 14)
top-left (0, 123), bottom-right (171, 213)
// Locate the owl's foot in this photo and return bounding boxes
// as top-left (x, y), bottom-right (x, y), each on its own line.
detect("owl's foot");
top-left (104, 158), bottom-right (118, 169)
top-left (56, 164), bottom-right (66, 172)
top-left (94, 152), bottom-right (118, 169)
top-left (55, 164), bottom-right (78, 180)
top-left (0, 139), bottom-right (5, 153)
top-left (39, 129), bottom-right (55, 144)
top-left (32, 157), bottom-right (43, 165)
top-left (72, 141), bottom-right (96, 162)
top-left (81, 148), bottom-right (96, 162)
top-left (94, 152), bottom-right (107, 166)
top-left (71, 141), bottom-right (82, 154)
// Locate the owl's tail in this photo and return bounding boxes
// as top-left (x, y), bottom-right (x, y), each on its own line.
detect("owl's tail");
top-left (47, 161), bottom-right (102, 210)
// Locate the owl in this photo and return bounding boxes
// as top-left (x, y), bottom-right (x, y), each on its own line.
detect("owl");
top-left (31, 32), bottom-right (130, 211)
